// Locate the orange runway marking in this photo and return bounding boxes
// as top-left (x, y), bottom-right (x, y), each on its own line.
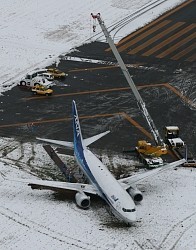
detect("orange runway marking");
top-left (128, 22), bottom-right (185, 55)
top-left (138, 83), bottom-right (166, 89)
top-left (68, 63), bottom-right (142, 73)
top-left (24, 87), bottom-right (131, 101)
top-left (69, 65), bottom-right (118, 72)
top-left (156, 32), bottom-right (196, 58)
top-left (0, 117), bottom-right (71, 128)
top-left (186, 53), bottom-right (196, 62)
top-left (121, 113), bottom-right (153, 140)
top-left (0, 83), bottom-right (196, 129)
top-left (24, 83), bottom-right (167, 101)
top-left (165, 84), bottom-right (196, 108)
top-left (117, 20), bottom-right (171, 53)
top-left (171, 43), bottom-right (196, 60)
top-left (142, 23), bottom-right (196, 57)
top-left (23, 82), bottom-right (195, 109)
top-left (1, 83), bottom-right (195, 138)
top-left (106, 0), bottom-right (193, 51)
top-left (0, 111), bottom-right (152, 141)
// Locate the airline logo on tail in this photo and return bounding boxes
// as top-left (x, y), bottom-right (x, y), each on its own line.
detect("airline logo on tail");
top-left (74, 115), bottom-right (80, 137)
top-left (72, 100), bottom-right (83, 151)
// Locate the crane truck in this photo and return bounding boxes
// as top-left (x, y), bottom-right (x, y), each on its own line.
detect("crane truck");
top-left (91, 13), bottom-right (169, 168)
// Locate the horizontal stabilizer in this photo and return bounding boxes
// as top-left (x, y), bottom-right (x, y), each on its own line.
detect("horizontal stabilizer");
top-left (36, 137), bottom-right (73, 149)
top-left (83, 130), bottom-right (110, 147)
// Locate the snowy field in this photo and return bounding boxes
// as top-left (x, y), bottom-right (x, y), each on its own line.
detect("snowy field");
top-left (0, 0), bottom-right (187, 94)
top-left (1, 0), bottom-right (196, 249)
top-left (0, 140), bottom-right (196, 250)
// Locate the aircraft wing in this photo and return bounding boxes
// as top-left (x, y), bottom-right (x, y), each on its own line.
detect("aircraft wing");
top-left (9, 178), bottom-right (99, 196)
top-left (118, 159), bottom-right (186, 188)
top-left (36, 137), bottom-right (74, 149)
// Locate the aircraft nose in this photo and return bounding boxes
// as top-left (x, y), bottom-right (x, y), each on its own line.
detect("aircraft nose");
top-left (127, 212), bottom-right (137, 224)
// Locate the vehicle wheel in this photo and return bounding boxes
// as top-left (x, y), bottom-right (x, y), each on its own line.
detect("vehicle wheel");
top-left (20, 81), bottom-right (26, 86)
top-left (33, 91), bottom-right (37, 95)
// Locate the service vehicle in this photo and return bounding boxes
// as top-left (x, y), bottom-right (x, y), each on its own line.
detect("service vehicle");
top-left (47, 68), bottom-right (68, 78)
top-left (136, 140), bottom-right (165, 168)
top-left (92, 13), bottom-right (168, 167)
top-left (35, 69), bottom-right (54, 81)
top-left (183, 158), bottom-right (196, 167)
top-left (31, 85), bottom-right (53, 96)
top-left (19, 70), bottom-right (52, 88)
top-left (164, 126), bottom-right (184, 148)
top-left (39, 72), bottom-right (54, 81)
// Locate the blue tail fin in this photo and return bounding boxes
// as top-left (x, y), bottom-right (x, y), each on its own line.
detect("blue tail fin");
top-left (72, 100), bottom-right (84, 151)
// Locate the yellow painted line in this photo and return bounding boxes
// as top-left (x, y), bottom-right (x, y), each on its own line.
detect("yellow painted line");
top-left (69, 65), bottom-right (118, 72)
top-left (186, 53), bottom-right (196, 62)
top-left (68, 63), bottom-right (143, 73)
top-left (0, 113), bottom-right (119, 129)
top-left (156, 32), bottom-right (196, 58)
top-left (138, 83), bottom-right (166, 89)
top-left (117, 20), bottom-right (171, 53)
top-left (24, 87), bottom-right (131, 101)
top-left (128, 22), bottom-right (185, 55)
top-left (171, 43), bottom-right (196, 60)
top-left (24, 83), bottom-right (168, 101)
top-left (1, 83), bottom-right (195, 139)
top-left (165, 84), bottom-right (196, 108)
top-left (23, 82), bottom-right (195, 109)
top-left (0, 110), bottom-right (153, 142)
top-left (106, 0), bottom-right (194, 51)
top-left (0, 117), bottom-right (71, 128)
top-left (121, 112), bottom-right (153, 140)
top-left (142, 23), bottom-right (196, 57)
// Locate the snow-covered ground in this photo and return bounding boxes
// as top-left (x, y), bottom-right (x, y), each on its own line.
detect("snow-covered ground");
top-left (1, 0), bottom-right (196, 249)
top-left (0, 0), bottom-right (186, 94)
top-left (0, 140), bottom-right (196, 250)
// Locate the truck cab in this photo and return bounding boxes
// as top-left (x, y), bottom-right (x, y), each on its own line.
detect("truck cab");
top-left (164, 126), bottom-right (184, 148)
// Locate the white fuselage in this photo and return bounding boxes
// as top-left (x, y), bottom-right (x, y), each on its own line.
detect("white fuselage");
top-left (75, 146), bottom-right (136, 224)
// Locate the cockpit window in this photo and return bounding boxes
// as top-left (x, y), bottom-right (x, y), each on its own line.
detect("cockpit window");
top-left (122, 208), bottom-right (136, 212)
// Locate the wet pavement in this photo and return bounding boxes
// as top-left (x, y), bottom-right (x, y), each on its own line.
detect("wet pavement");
top-left (0, 1), bottom-right (195, 161)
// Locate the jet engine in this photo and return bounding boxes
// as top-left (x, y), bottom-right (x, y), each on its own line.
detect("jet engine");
top-left (75, 192), bottom-right (90, 209)
top-left (127, 187), bottom-right (143, 202)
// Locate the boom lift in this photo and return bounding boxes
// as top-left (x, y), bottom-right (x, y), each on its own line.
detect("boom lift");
top-left (91, 13), bottom-right (167, 167)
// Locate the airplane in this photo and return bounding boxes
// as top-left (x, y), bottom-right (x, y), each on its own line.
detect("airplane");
top-left (5, 100), bottom-right (186, 225)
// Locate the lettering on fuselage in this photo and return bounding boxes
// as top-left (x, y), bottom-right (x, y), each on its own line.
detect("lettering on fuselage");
top-left (111, 194), bottom-right (119, 202)
top-left (74, 115), bottom-right (80, 137)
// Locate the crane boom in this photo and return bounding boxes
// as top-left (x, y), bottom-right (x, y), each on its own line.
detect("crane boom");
top-left (91, 13), bottom-right (164, 146)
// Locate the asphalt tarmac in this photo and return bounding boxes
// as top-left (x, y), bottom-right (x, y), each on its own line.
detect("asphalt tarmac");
top-left (0, 0), bottom-right (195, 161)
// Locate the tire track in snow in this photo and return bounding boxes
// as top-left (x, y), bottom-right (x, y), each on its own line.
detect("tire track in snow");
top-left (159, 211), bottom-right (196, 249)
top-left (0, 206), bottom-right (108, 250)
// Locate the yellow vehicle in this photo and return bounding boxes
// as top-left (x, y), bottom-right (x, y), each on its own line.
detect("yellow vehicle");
top-left (31, 85), bottom-right (53, 96)
top-left (47, 68), bottom-right (68, 78)
top-left (136, 140), bottom-right (167, 157)
top-left (136, 140), bottom-right (167, 168)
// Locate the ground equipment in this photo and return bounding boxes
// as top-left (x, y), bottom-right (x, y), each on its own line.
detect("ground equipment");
top-left (164, 126), bottom-right (184, 148)
top-left (91, 13), bottom-right (167, 167)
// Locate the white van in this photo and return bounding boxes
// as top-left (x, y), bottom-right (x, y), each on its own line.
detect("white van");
top-left (39, 72), bottom-right (54, 81)
top-left (19, 70), bottom-right (52, 88)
